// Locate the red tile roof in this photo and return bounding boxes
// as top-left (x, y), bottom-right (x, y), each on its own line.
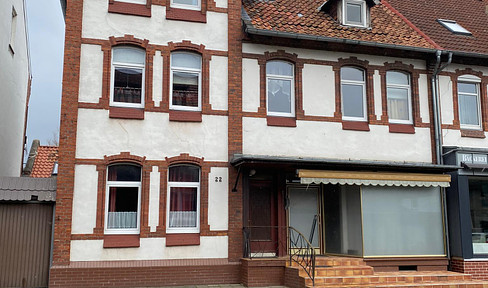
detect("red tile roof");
top-left (388, 0), bottom-right (488, 55)
top-left (31, 146), bottom-right (58, 178)
top-left (242, 0), bottom-right (436, 50)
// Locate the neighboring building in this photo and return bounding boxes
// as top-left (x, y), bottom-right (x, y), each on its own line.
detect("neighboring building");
top-left (0, 0), bottom-right (31, 177)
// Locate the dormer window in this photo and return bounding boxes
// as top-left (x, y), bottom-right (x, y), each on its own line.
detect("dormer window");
top-left (437, 19), bottom-right (472, 36)
top-left (343, 0), bottom-right (367, 27)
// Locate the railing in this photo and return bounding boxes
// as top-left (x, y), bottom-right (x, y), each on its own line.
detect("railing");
top-left (243, 226), bottom-right (315, 286)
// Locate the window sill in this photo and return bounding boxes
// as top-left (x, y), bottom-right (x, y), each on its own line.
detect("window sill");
top-left (109, 107), bottom-right (145, 119)
top-left (267, 116), bottom-right (296, 127)
top-left (169, 110), bottom-right (202, 122)
top-left (342, 121), bottom-right (370, 131)
top-left (461, 129), bottom-right (486, 138)
top-left (165, 7), bottom-right (206, 23)
top-left (166, 233), bottom-right (200, 246)
top-left (103, 234), bottom-right (140, 248)
top-left (389, 123), bottom-right (415, 134)
top-left (108, 1), bottom-right (151, 17)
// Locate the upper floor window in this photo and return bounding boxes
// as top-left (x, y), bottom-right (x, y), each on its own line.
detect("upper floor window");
top-left (343, 0), bottom-right (367, 27)
top-left (105, 164), bottom-right (142, 234)
top-left (266, 61), bottom-right (295, 117)
top-left (458, 75), bottom-right (482, 130)
top-left (111, 47), bottom-right (145, 108)
top-left (167, 165), bottom-right (200, 233)
top-left (341, 66), bottom-right (366, 121)
top-left (171, 0), bottom-right (201, 10)
top-left (387, 71), bottom-right (412, 124)
top-left (170, 52), bottom-right (202, 111)
top-left (118, 0), bottom-right (146, 3)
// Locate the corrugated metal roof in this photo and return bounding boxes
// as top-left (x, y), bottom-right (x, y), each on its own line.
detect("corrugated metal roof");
top-left (0, 177), bottom-right (56, 202)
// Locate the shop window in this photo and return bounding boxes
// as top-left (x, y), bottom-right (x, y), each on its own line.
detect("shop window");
top-left (341, 66), bottom-right (367, 121)
top-left (171, 0), bottom-right (201, 10)
top-left (170, 52), bottom-right (202, 111)
top-left (105, 164), bottom-right (142, 234)
top-left (343, 0), bottom-right (367, 27)
top-left (167, 165), bottom-right (200, 233)
top-left (111, 47), bottom-right (145, 108)
top-left (266, 60), bottom-right (295, 117)
top-left (387, 71), bottom-right (412, 124)
top-left (458, 75), bottom-right (482, 130)
top-left (469, 179), bottom-right (488, 255)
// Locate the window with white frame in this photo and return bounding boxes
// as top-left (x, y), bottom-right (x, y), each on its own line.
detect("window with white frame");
top-left (343, 0), bottom-right (367, 27)
top-left (171, 0), bottom-right (201, 10)
top-left (341, 66), bottom-right (367, 121)
top-left (167, 165), bottom-right (200, 233)
top-left (111, 47), bottom-right (145, 108)
top-left (170, 52), bottom-right (202, 111)
top-left (387, 71), bottom-right (412, 124)
top-left (105, 164), bottom-right (142, 234)
top-left (458, 75), bottom-right (482, 129)
top-left (266, 60), bottom-right (295, 117)
top-left (117, 0), bottom-right (146, 4)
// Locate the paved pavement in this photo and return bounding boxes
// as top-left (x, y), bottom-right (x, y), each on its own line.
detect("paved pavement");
top-left (135, 285), bottom-right (287, 288)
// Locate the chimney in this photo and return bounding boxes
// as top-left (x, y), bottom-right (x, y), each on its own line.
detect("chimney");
top-left (23, 139), bottom-right (40, 176)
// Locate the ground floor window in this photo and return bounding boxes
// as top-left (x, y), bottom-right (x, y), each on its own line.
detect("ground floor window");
top-left (469, 178), bottom-right (488, 254)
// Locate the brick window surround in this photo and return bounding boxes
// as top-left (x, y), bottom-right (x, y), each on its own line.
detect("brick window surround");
top-left (165, 0), bottom-right (208, 23)
top-left (108, 0), bottom-right (152, 17)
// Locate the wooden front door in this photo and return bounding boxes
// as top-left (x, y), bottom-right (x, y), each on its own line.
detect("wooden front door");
top-left (248, 179), bottom-right (277, 254)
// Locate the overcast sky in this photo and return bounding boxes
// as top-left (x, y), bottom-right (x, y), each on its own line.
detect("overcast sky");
top-left (25, 0), bottom-right (65, 149)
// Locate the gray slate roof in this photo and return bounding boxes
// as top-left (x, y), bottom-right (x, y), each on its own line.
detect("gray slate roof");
top-left (0, 177), bottom-right (56, 202)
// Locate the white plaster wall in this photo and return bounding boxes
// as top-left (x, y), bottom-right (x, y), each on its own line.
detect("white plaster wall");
top-left (242, 117), bottom-right (432, 163)
top-left (0, 0), bottom-right (29, 177)
top-left (442, 129), bottom-right (488, 148)
top-left (302, 64), bottom-right (335, 117)
top-left (438, 75), bottom-right (454, 125)
top-left (152, 50), bottom-right (163, 107)
top-left (71, 165), bottom-right (98, 234)
top-left (79, 44), bottom-right (103, 103)
top-left (76, 109), bottom-right (228, 162)
top-left (418, 74), bottom-right (430, 123)
top-left (214, 0), bottom-right (228, 8)
top-left (444, 63), bottom-right (488, 76)
top-left (242, 58), bottom-right (260, 113)
top-left (373, 70), bottom-right (382, 121)
top-left (209, 56), bottom-right (228, 111)
top-left (242, 44), bottom-right (426, 69)
top-left (70, 236), bottom-right (228, 261)
top-left (149, 166), bottom-right (160, 232)
top-left (208, 167), bottom-right (228, 231)
top-left (82, 1), bottom-right (227, 51)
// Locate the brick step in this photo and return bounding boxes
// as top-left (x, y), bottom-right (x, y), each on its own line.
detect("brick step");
top-left (290, 256), bottom-right (367, 268)
top-left (299, 266), bottom-right (374, 277)
top-left (307, 280), bottom-right (488, 288)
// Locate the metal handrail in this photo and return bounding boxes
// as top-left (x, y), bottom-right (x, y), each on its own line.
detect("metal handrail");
top-left (288, 226), bottom-right (315, 286)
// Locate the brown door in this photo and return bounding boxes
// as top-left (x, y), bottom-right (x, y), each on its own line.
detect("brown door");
top-left (248, 179), bottom-right (277, 254)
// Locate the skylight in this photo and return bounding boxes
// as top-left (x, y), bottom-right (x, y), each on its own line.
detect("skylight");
top-left (437, 19), bottom-right (472, 35)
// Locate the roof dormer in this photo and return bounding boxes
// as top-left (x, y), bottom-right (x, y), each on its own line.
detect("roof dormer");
top-left (319, 0), bottom-right (380, 28)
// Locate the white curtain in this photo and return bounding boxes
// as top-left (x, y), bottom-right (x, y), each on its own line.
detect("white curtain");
top-left (169, 211), bottom-right (197, 227)
top-left (107, 212), bottom-right (137, 229)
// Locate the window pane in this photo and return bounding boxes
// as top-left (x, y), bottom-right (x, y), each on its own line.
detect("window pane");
top-left (469, 179), bottom-right (488, 254)
top-left (459, 94), bottom-right (480, 126)
top-left (458, 82), bottom-right (477, 94)
top-left (268, 78), bottom-right (292, 113)
top-left (387, 87), bottom-right (409, 121)
top-left (172, 53), bottom-right (201, 69)
top-left (113, 67), bottom-right (142, 104)
top-left (346, 2), bottom-right (362, 23)
top-left (107, 186), bottom-right (138, 229)
top-left (342, 84), bottom-right (364, 118)
top-left (169, 165), bottom-right (200, 182)
top-left (169, 187), bottom-right (197, 227)
top-left (387, 71), bottom-right (409, 85)
top-left (362, 186), bottom-right (444, 256)
top-left (108, 165), bottom-right (141, 181)
top-left (173, 0), bottom-right (199, 6)
top-left (113, 48), bottom-right (145, 65)
top-left (266, 61), bottom-right (293, 76)
top-left (341, 67), bottom-right (364, 81)
top-left (172, 71), bottom-right (199, 107)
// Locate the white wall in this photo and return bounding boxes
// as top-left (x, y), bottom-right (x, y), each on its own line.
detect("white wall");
top-left (442, 129), bottom-right (488, 148)
top-left (373, 70), bottom-right (382, 121)
top-left (418, 74), bottom-right (430, 123)
top-left (302, 64), bottom-right (335, 117)
top-left (72, 165), bottom-right (98, 234)
top-left (79, 44), bottom-right (103, 103)
top-left (438, 75), bottom-right (454, 125)
top-left (209, 56), bottom-right (228, 111)
top-left (0, 0), bottom-right (30, 176)
top-left (242, 58), bottom-right (260, 113)
top-left (208, 167), bottom-right (228, 231)
top-left (149, 166), bottom-right (160, 232)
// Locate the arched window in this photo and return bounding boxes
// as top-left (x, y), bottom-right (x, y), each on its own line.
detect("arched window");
top-left (167, 165), bottom-right (200, 233)
top-left (105, 164), bottom-right (142, 234)
top-left (111, 47), bottom-right (146, 108)
top-left (387, 71), bottom-right (412, 124)
top-left (341, 66), bottom-right (366, 121)
top-left (458, 75), bottom-right (482, 129)
top-left (266, 60), bottom-right (295, 117)
top-left (170, 52), bottom-right (202, 111)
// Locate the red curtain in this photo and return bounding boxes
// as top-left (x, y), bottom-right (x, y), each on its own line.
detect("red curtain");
top-left (170, 187), bottom-right (196, 212)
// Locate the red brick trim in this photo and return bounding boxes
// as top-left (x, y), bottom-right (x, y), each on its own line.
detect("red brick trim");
top-left (169, 110), bottom-right (202, 122)
top-left (165, 233), bottom-right (200, 246)
top-left (166, 7), bottom-right (207, 23)
top-left (165, 153), bottom-right (204, 166)
top-left (109, 107), bottom-right (145, 119)
top-left (108, 1), bottom-right (151, 17)
top-left (103, 234), bottom-right (141, 248)
top-left (266, 116), bottom-right (297, 127)
top-left (389, 123), bottom-right (415, 134)
top-left (342, 121), bottom-right (370, 131)
top-left (461, 129), bottom-right (486, 138)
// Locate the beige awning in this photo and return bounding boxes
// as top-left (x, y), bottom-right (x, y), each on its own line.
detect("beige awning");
top-left (298, 170), bottom-right (451, 188)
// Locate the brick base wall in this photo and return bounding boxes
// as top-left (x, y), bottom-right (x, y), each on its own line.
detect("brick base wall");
top-left (49, 262), bottom-right (240, 287)
top-left (240, 258), bottom-right (287, 287)
top-left (451, 258), bottom-right (488, 280)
